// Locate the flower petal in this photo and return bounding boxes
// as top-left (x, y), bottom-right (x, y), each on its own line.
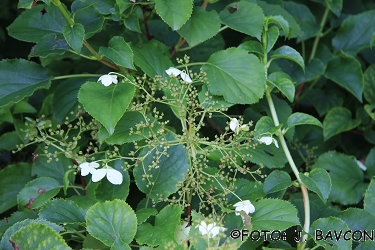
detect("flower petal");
top-left (180, 72), bottom-right (192, 83)
top-left (166, 67), bottom-right (181, 76)
top-left (259, 136), bottom-right (273, 145)
top-left (110, 75), bottom-right (118, 84)
top-left (234, 200), bottom-right (255, 215)
top-left (106, 167), bottom-right (123, 185)
top-left (356, 160), bottom-right (367, 171)
top-left (272, 138), bottom-right (279, 148)
top-left (230, 118), bottom-right (239, 132)
top-left (91, 169), bottom-right (107, 182)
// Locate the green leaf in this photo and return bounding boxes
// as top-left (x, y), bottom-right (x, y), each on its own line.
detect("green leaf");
top-left (323, 107), bottom-right (361, 141)
top-left (30, 34), bottom-right (69, 58)
top-left (364, 178), bottom-right (375, 216)
top-left (13, 100), bottom-right (37, 114)
top-left (124, 13), bottom-right (141, 33)
top-left (7, 4), bottom-right (66, 43)
top-left (254, 116), bottom-right (281, 138)
top-left (264, 170), bottom-right (292, 194)
top-left (237, 40), bottom-right (263, 56)
top-left (98, 111), bottom-right (160, 145)
top-left (287, 112), bottom-right (322, 128)
top-left (71, 0), bottom-right (116, 15)
top-left (325, 0), bottom-right (342, 16)
top-left (154, 0), bottom-right (192, 30)
top-left (0, 163), bottom-right (32, 214)
top-left (364, 104), bottom-right (375, 121)
top-left (30, 188), bottom-right (61, 209)
top-left (86, 200), bottom-right (137, 247)
top-left (133, 133), bottom-right (190, 200)
top-left (135, 205), bottom-right (181, 246)
top-left (252, 199), bottom-right (300, 231)
top-left (365, 148), bottom-right (375, 177)
top-left (34, 146), bottom-right (75, 185)
top-left (17, 177), bottom-right (59, 211)
top-left (271, 46), bottom-right (305, 71)
top-left (132, 40), bottom-right (173, 77)
top-left (269, 76), bottom-right (295, 102)
top-left (0, 59), bottom-right (51, 107)
top-left (300, 168), bottom-right (331, 204)
top-left (311, 151), bottom-right (367, 205)
top-left (268, 15), bottom-right (290, 39)
top-left (325, 54), bottom-right (363, 102)
top-left (266, 26), bottom-right (279, 52)
top-left (371, 32), bottom-right (375, 49)
top-left (309, 217), bottom-right (351, 250)
top-left (10, 223), bottom-right (70, 250)
top-left (53, 77), bottom-right (93, 123)
top-left (333, 10), bottom-right (375, 54)
top-left (364, 64), bottom-right (375, 105)
top-left (62, 23), bottom-right (85, 53)
top-left (99, 36), bottom-right (134, 69)
top-left (39, 199), bottom-right (86, 224)
top-left (339, 208), bottom-right (375, 236)
top-left (0, 211), bottom-right (37, 235)
top-left (227, 179), bottom-right (264, 204)
top-left (198, 84), bottom-right (234, 110)
top-left (18, 0), bottom-right (34, 9)
top-left (283, 1), bottom-right (319, 42)
top-left (95, 160), bottom-right (130, 201)
top-left (74, 6), bottom-right (105, 39)
top-left (136, 208), bottom-right (158, 225)
top-left (242, 142), bottom-right (288, 169)
top-left (257, 1), bottom-right (302, 38)
top-left (0, 131), bottom-right (23, 151)
top-left (306, 89), bottom-right (344, 117)
top-left (219, 1), bottom-right (265, 40)
top-left (177, 7), bottom-right (220, 46)
top-left (78, 80), bottom-right (136, 135)
top-left (1, 219), bottom-right (63, 250)
top-left (202, 48), bottom-right (266, 104)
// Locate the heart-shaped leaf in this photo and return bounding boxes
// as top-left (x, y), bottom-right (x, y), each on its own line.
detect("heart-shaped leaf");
top-left (78, 80), bottom-right (136, 135)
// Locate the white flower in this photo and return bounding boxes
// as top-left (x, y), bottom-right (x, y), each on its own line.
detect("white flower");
top-left (92, 165), bottom-right (123, 185)
top-left (258, 136), bottom-right (279, 148)
top-left (229, 118), bottom-right (248, 134)
top-left (79, 162), bottom-right (99, 176)
top-left (233, 200), bottom-right (255, 216)
top-left (175, 222), bottom-right (190, 245)
top-left (195, 221), bottom-right (225, 238)
top-left (355, 160), bottom-right (367, 171)
top-left (165, 67), bottom-right (192, 83)
top-left (98, 74), bottom-right (118, 86)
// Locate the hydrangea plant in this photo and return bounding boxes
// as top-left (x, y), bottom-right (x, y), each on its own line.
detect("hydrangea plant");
top-left (1, 0), bottom-right (375, 249)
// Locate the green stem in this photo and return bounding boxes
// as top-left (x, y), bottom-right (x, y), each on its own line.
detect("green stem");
top-left (176, 62), bottom-right (206, 68)
top-left (52, 0), bottom-right (74, 26)
top-left (262, 25), bottom-right (310, 245)
top-left (308, 6), bottom-right (330, 63)
top-left (51, 74), bottom-right (102, 81)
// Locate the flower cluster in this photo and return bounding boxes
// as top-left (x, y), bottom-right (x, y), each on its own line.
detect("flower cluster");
top-left (165, 67), bottom-right (192, 83)
top-left (79, 162), bottom-right (123, 185)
